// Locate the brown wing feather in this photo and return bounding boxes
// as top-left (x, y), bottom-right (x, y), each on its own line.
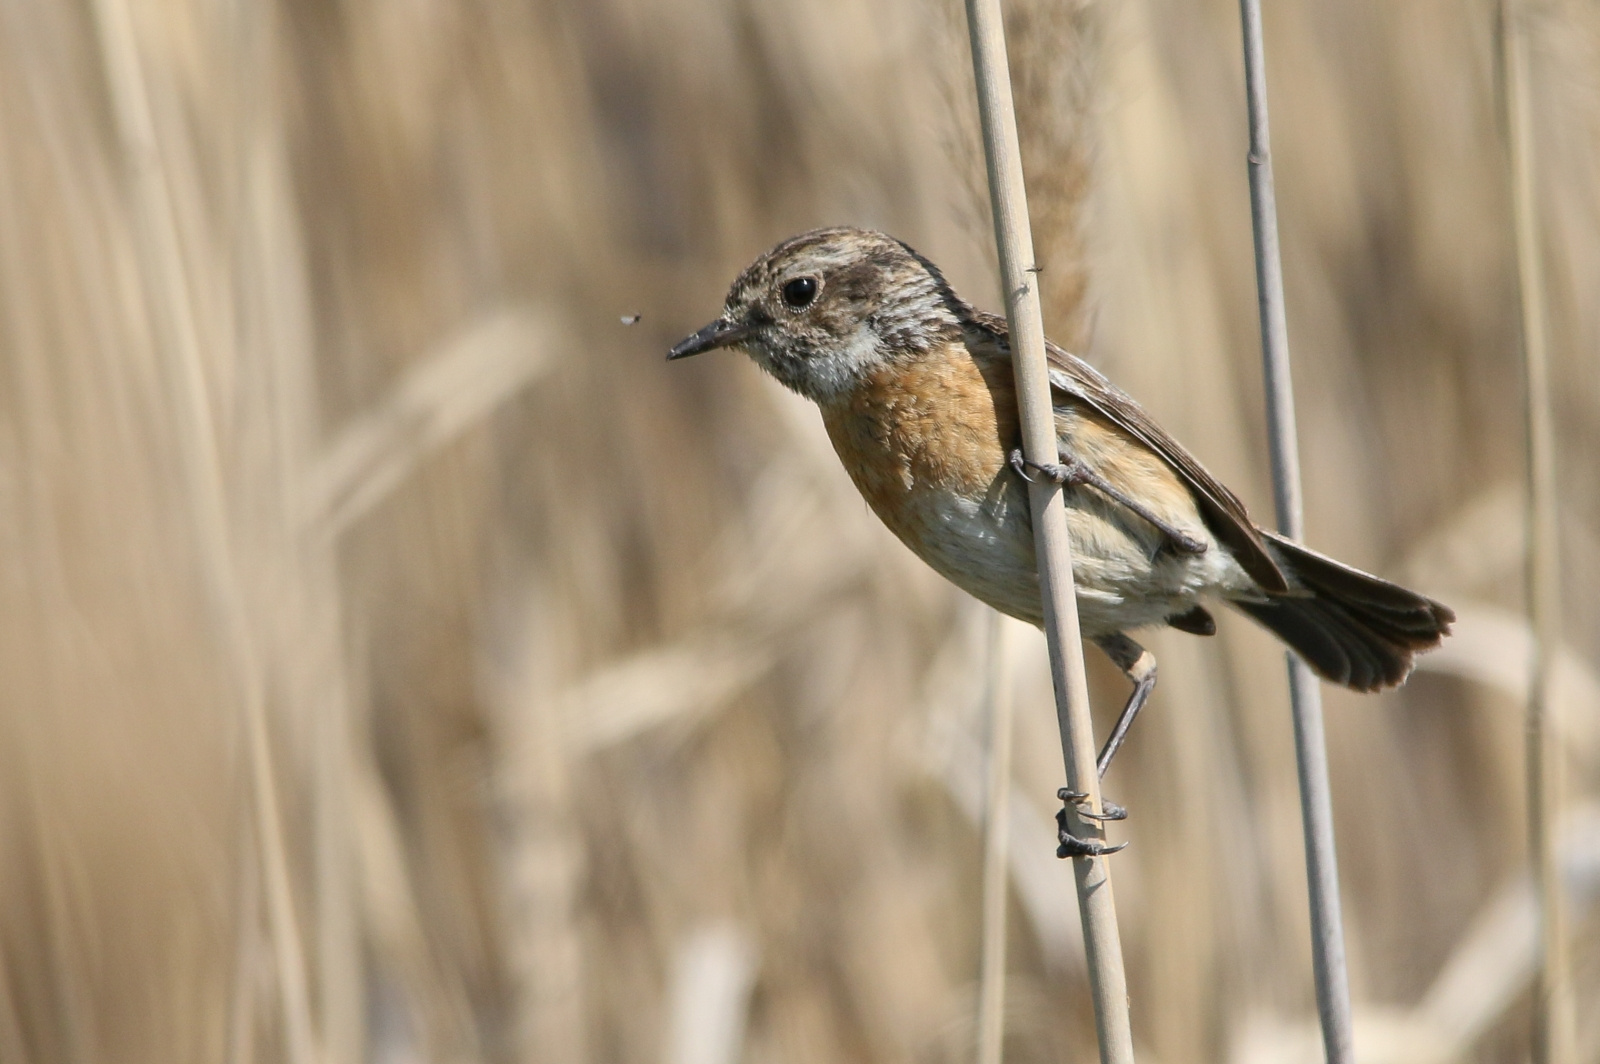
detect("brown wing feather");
top-left (962, 308), bottom-right (1289, 592)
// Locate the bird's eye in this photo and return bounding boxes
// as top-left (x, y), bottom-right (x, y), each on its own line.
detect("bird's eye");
top-left (781, 276), bottom-right (819, 309)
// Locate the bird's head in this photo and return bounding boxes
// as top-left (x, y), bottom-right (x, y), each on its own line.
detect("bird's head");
top-left (668, 227), bottom-right (964, 403)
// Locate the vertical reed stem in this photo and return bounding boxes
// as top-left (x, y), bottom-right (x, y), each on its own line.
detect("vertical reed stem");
top-left (1234, 3), bottom-right (1354, 1062)
top-left (1497, 4), bottom-right (1571, 1061)
top-left (962, 4), bottom-right (1137, 1062)
top-left (976, 612), bottom-right (1015, 1064)
top-left (87, 3), bottom-right (317, 1061)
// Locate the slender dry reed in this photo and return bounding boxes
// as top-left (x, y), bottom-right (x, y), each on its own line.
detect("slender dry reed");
top-left (1498, 2), bottom-right (1572, 1061)
top-left (85, 1), bottom-right (317, 1060)
top-left (964, 0), bottom-right (1135, 1060)
top-left (1234, 1), bottom-right (1354, 1061)
top-left (976, 612), bottom-right (1016, 1064)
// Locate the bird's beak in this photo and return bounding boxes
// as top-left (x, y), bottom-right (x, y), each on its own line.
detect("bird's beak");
top-left (667, 317), bottom-right (752, 360)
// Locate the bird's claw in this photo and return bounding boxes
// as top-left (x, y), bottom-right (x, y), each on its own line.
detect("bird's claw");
top-left (1056, 821), bottom-right (1129, 858)
top-left (1079, 801), bottom-right (1129, 822)
top-left (1009, 449), bottom-right (1086, 486)
top-left (1056, 787), bottom-right (1128, 822)
top-left (1055, 788), bottom-right (1129, 858)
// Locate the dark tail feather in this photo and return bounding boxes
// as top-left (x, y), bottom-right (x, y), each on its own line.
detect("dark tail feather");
top-left (1230, 531), bottom-right (1455, 691)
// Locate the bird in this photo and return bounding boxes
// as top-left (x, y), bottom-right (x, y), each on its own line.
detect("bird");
top-left (668, 226), bottom-right (1453, 853)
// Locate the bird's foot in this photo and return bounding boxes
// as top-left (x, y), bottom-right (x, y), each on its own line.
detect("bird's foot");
top-left (1058, 788), bottom-right (1128, 822)
top-left (1009, 448), bottom-right (1089, 487)
top-left (1055, 788), bottom-right (1129, 858)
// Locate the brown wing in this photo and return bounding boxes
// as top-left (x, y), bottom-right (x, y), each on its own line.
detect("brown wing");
top-left (963, 309), bottom-right (1289, 592)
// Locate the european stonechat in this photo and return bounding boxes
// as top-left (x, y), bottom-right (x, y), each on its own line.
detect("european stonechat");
top-left (669, 227), bottom-right (1453, 826)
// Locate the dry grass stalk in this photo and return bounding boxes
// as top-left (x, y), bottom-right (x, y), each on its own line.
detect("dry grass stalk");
top-left (964, 0), bottom-right (1135, 1060)
top-left (1498, 0), bottom-right (1573, 1059)
top-left (977, 612), bottom-right (1018, 1064)
top-left (1234, 0), bottom-right (1354, 1059)
top-left (84, 1), bottom-right (317, 1060)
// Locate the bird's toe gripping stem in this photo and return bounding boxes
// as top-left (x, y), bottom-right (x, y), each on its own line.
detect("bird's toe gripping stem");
top-left (1055, 788), bottom-right (1129, 858)
top-left (1008, 448), bottom-right (1090, 489)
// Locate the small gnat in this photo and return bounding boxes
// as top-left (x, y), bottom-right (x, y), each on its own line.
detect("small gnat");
top-left (620, 314), bottom-right (642, 325)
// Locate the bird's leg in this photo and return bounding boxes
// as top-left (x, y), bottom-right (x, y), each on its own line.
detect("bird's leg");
top-left (1093, 632), bottom-right (1157, 780)
top-left (1008, 448), bottom-right (1208, 555)
top-left (1052, 634), bottom-right (1155, 858)
top-left (1056, 632), bottom-right (1157, 850)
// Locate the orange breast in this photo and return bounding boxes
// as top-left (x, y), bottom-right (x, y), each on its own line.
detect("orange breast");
top-left (818, 343), bottom-right (1016, 539)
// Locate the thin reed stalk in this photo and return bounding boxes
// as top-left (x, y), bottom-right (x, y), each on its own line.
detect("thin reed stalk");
top-left (87, 2), bottom-right (317, 1061)
top-left (1497, 2), bottom-right (1572, 1061)
top-left (1234, 2), bottom-right (1354, 1061)
top-left (976, 611), bottom-right (1015, 1064)
top-left (962, 3), bottom-right (1136, 1061)
top-left (222, 7), bottom-right (365, 1058)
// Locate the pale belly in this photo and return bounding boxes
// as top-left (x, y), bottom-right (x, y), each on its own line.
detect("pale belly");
top-left (866, 469), bottom-right (1251, 637)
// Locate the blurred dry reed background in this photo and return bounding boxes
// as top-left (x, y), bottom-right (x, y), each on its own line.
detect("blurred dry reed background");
top-left (0, 0), bottom-right (1597, 1062)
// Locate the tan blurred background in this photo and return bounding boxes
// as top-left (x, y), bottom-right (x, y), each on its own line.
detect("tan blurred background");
top-left (1, 0), bottom-right (1597, 1062)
